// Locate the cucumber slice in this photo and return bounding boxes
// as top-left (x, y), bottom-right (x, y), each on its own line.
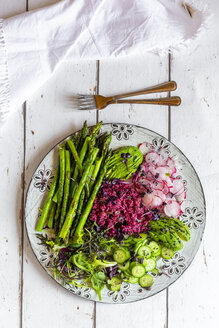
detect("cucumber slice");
top-left (134, 241), bottom-right (144, 253)
top-left (144, 258), bottom-right (156, 271)
top-left (137, 246), bottom-right (152, 258)
top-left (148, 241), bottom-right (161, 257)
top-left (161, 247), bottom-right (174, 259)
top-left (118, 261), bottom-right (130, 272)
top-left (139, 274), bottom-right (154, 288)
top-left (113, 248), bottom-right (128, 264)
top-left (128, 276), bottom-right (139, 284)
top-left (131, 263), bottom-right (146, 278)
top-left (107, 276), bottom-right (121, 292)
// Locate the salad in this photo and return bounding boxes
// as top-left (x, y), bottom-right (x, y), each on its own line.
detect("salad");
top-left (36, 121), bottom-right (190, 300)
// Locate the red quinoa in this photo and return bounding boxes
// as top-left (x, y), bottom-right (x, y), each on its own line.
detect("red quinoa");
top-left (89, 180), bottom-right (152, 238)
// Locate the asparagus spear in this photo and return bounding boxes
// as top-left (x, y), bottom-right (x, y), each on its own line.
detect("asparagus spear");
top-left (89, 121), bottom-right (102, 138)
top-left (54, 145), bottom-right (66, 230)
top-left (70, 188), bottom-right (86, 236)
top-left (70, 136), bottom-right (90, 198)
top-left (67, 139), bottom-right (83, 174)
top-left (59, 147), bottom-right (99, 240)
top-left (52, 191), bottom-right (58, 203)
top-left (76, 120), bottom-right (87, 152)
top-left (89, 157), bottom-right (103, 191)
top-left (72, 151), bottom-right (112, 244)
top-left (47, 202), bottom-right (56, 229)
top-left (89, 133), bottom-right (112, 191)
top-left (36, 163), bottom-right (59, 231)
top-left (59, 149), bottom-right (71, 230)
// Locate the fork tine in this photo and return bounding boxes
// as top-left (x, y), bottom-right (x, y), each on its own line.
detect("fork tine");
top-left (70, 94), bottom-right (97, 110)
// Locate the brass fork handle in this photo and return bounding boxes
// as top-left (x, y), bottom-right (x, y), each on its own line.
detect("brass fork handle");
top-left (113, 96), bottom-right (181, 106)
top-left (113, 81), bottom-right (177, 100)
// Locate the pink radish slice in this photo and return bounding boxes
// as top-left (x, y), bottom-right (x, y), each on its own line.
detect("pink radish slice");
top-left (166, 158), bottom-right (177, 175)
top-left (162, 182), bottom-right (171, 194)
top-left (142, 193), bottom-right (154, 207)
top-left (148, 190), bottom-right (166, 208)
top-left (153, 166), bottom-right (172, 182)
top-left (171, 179), bottom-right (185, 195)
top-left (149, 191), bottom-right (164, 208)
top-left (145, 152), bottom-right (160, 165)
top-left (156, 148), bottom-right (169, 165)
top-left (139, 142), bottom-right (153, 155)
top-left (145, 170), bottom-right (155, 181)
top-left (156, 190), bottom-right (166, 202)
top-left (175, 191), bottom-right (186, 203)
top-left (151, 180), bottom-right (164, 191)
top-left (137, 177), bottom-right (151, 186)
top-left (164, 200), bottom-right (181, 217)
top-left (165, 177), bottom-right (173, 187)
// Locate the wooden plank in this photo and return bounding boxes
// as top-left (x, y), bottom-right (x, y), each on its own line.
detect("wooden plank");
top-left (0, 1), bottom-right (26, 327)
top-left (23, 60), bottom-right (97, 328)
top-left (96, 53), bottom-right (169, 327)
top-left (28, 0), bottom-right (58, 11)
top-left (0, 0), bottom-right (26, 17)
top-left (169, 1), bottom-right (219, 326)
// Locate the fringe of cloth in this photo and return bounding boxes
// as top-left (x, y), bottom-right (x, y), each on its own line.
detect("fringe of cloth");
top-left (0, 19), bottom-right (11, 124)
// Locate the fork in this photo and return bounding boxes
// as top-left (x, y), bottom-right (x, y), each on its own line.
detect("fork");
top-left (73, 81), bottom-right (181, 110)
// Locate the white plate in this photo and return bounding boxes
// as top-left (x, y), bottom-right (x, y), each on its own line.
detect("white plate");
top-left (25, 123), bottom-right (206, 303)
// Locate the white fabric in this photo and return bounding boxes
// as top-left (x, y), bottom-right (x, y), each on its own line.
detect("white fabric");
top-left (0, 0), bottom-right (209, 123)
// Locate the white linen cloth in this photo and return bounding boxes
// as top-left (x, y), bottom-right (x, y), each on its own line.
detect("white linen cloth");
top-left (0, 0), bottom-right (209, 123)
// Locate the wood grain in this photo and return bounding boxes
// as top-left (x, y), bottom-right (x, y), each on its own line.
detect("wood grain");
top-left (169, 1), bottom-right (219, 326)
top-left (0, 2), bottom-right (27, 328)
top-left (23, 60), bottom-right (97, 328)
top-left (96, 53), bottom-right (169, 328)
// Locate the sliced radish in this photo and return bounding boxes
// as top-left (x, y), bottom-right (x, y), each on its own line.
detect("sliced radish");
top-left (145, 152), bottom-right (160, 165)
top-left (175, 191), bottom-right (186, 203)
top-left (142, 192), bottom-right (154, 207)
top-left (139, 142), bottom-right (153, 155)
top-left (156, 148), bottom-right (169, 165)
top-left (145, 170), bottom-right (155, 181)
top-left (156, 190), bottom-right (166, 202)
top-left (150, 191), bottom-right (164, 208)
top-left (153, 166), bottom-right (172, 182)
top-left (171, 179), bottom-right (185, 195)
top-left (162, 182), bottom-right (171, 194)
top-left (150, 180), bottom-right (164, 191)
top-left (166, 157), bottom-right (177, 175)
top-left (164, 200), bottom-right (181, 217)
top-left (165, 177), bottom-right (173, 187)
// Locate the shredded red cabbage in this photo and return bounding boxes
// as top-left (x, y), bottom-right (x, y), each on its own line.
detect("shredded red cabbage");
top-left (89, 180), bottom-right (154, 238)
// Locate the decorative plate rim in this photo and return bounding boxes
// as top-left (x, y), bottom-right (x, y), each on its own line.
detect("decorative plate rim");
top-left (24, 122), bottom-right (206, 304)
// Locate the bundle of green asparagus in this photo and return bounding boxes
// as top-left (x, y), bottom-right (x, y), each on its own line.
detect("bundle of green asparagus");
top-left (36, 121), bottom-right (112, 245)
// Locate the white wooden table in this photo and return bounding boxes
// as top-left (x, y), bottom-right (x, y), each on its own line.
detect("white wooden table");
top-left (1, 1), bottom-right (218, 327)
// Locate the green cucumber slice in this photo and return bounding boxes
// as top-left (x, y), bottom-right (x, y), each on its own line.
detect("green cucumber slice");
top-left (113, 248), bottom-right (128, 264)
top-left (139, 274), bottom-right (154, 288)
top-left (128, 276), bottom-right (139, 284)
top-left (131, 263), bottom-right (146, 278)
top-left (144, 258), bottom-right (156, 271)
top-left (161, 247), bottom-right (174, 259)
top-left (148, 241), bottom-right (161, 256)
top-left (137, 245), bottom-right (152, 258)
top-left (107, 276), bottom-right (121, 292)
